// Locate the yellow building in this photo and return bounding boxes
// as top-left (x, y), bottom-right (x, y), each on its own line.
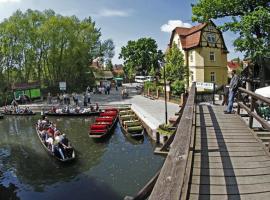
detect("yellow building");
top-left (169, 21), bottom-right (228, 87)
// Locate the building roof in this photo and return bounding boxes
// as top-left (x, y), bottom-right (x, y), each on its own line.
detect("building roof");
top-left (93, 70), bottom-right (113, 80)
top-left (170, 21), bottom-right (228, 52)
top-left (12, 82), bottom-right (40, 90)
top-left (227, 61), bottom-right (240, 69)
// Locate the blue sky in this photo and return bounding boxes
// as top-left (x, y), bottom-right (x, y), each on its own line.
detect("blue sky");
top-left (0, 0), bottom-right (243, 64)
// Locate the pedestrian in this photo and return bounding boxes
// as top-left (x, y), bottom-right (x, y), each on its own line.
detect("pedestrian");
top-left (222, 85), bottom-right (229, 106)
top-left (83, 93), bottom-right (88, 107)
top-left (87, 92), bottom-right (91, 104)
top-left (47, 92), bottom-right (52, 104)
top-left (224, 70), bottom-right (240, 114)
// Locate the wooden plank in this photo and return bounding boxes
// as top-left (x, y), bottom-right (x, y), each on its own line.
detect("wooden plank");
top-left (196, 135), bottom-right (256, 139)
top-left (192, 167), bottom-right (270, 177)
top-left (194, 146), bottom-right (265, 152)
top-left (193, 151), bottom-right (267, 157)
top-left (191, 174), bottom-right (270, 185)
top-left (194, 155), bottom-right (270, 163)
top-left (193, 160), bottom-right (270, 169)
top-left (189, 182), bottom-right (270, 195)
top-left (189, 192), bottom-right (270, 200)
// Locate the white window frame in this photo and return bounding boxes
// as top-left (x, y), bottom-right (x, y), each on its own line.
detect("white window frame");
top-left (207, 33), bottom-right (216, 43)
top-left (189, 51), bottom-right (194, 63)
top-left (209, 51), bottom-right (215, 61)
top-left (210, 72), bottom-right (215, 82)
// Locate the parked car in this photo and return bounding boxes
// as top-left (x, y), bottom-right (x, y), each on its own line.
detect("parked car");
top-left (135, 76), bottom-right (147, 83)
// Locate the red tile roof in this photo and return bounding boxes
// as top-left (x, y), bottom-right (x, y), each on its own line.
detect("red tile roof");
top-left (227, 61), bottom-right (240, 69)
top-left (170, 23), bottom-right (207, 50)
top-left (169, 21), bottom-right (228, 52)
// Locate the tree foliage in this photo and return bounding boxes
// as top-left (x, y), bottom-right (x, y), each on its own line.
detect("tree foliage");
top-left (192, 0), bottom-right (270, 58)
top-left (119, 37), bottom-right (163, 76)
top-left (0, 9), bottom-right (114, 91)
top-left (164, 43), bottom-right (186, 82)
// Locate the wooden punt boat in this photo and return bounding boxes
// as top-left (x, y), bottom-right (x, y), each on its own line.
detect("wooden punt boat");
top-left (89, 108), bottom-right (118, 139)
top-left (44, 111), bottom-right (100, 117)
top-left (119, 109), bottom-right (144, 139)
top-left (35, 126), bottom-right (75, 162)
top-left (3, 112), bottom-right (36, 116)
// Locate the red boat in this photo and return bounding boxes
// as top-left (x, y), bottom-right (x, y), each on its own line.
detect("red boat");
top-left (89, 108), bottom-right (118, 139)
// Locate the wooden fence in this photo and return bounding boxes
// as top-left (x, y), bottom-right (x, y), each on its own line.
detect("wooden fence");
top-left (148, 83), bottom-right (196, 200)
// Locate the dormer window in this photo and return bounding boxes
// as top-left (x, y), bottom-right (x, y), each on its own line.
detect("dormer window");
top-left (207, 33), bottom-right (216, 43)
top-left (208, 25), bottom-right (214, 31)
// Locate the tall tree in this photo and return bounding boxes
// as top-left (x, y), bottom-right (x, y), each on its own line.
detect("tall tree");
top-left (119, 37), bottom-right (163, 76)
top-left (164, 43), bottom-right (185, 82)
top-left (0, 9), bottom-right (114, 91)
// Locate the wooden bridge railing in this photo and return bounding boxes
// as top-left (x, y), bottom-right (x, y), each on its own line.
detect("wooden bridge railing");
top-left (148, 83), bottom-right (197, 200)
top-left (237, 87), bottom-right (270, 133)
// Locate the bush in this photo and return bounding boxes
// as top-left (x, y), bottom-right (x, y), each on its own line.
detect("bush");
top-left (144, 81), bottom-right (156, 91)
top-left (171, 80), bottom-right (185, 95)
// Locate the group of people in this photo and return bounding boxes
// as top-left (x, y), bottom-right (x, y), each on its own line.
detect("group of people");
top-left (4, 105), bottom-right (33, 114)
top-left (49, 103), bottom-right (99, 114)
top-left (37, 116), bottom-right (72, 160)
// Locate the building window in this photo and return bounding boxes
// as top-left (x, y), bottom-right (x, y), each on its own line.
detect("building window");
top-left (210, 72), bottom-right (215, 82)
top-left (208, 25), bottom-right (214, 31)
top-left (210, 52), bottom-right (215, 61)
top-left (190, 51), bottom-right (194, 62)
top-left (207, 33), bottom-right (216, 43)
top-left (190, 71), bottom-right (194, 81)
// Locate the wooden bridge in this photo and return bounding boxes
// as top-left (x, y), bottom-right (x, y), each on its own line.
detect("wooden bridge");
top-left (126, 83), bottom-right (270, 200)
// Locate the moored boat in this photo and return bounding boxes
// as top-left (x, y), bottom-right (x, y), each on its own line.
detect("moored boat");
top-left (119, 108), bottom-right (144, 139)
top-left (89, 108), bottom-right (118, 139)
top-left (44, 111), bottom-right (100, 117)
top-left (3, 112), bottom-right (36, 116)
top-left (35, 121), bottom-right (75, 162)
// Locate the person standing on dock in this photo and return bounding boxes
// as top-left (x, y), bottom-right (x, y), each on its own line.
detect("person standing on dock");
top-left (224, 70), bottom-right (240, 114)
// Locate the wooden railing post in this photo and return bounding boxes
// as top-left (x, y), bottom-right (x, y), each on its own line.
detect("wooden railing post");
top-left (249, 97), bottom-right (255, 128)
top-left (237, 91), bottom-right (241, 115)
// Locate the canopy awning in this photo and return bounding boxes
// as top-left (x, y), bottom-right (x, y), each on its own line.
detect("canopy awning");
top-left (255, 86), bottom-right (270, 98)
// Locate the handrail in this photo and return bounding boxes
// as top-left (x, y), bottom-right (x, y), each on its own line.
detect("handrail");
top-left (237, 87), bottom-right (270, 131)
top-left (148, 83), bottom-right (196, 200)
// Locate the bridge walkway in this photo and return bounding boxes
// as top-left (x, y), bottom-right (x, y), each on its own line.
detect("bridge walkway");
top-left (188, 104), bottom-right (270, 199)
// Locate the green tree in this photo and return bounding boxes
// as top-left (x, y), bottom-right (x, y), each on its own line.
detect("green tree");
top-left (0, 9), bottom-right (114, 92)
top-left (192, 0), bottom-right (270, 59)
top-left (164, 43), bottom-right (186, 82)
top-left (119, 37), bottom-right (163, 76)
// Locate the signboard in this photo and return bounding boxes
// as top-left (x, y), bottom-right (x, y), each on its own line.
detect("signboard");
top-left (59, 82), bottom-right (66, 91)
top-left (196, 82), bottom-right (214, 90)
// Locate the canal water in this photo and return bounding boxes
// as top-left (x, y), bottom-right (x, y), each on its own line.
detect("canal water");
top-left (0, 115), bottom-right (164, 200)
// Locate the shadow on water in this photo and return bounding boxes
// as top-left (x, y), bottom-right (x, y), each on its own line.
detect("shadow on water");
top-left (0, 183), bottom-right (20, 200)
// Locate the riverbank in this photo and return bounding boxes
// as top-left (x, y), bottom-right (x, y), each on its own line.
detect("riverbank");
top-left (1, 86), bottom-right (180, 143)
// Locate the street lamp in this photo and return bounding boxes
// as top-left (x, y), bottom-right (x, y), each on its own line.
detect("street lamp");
top-left (159, 61), bottom-right (168, 124)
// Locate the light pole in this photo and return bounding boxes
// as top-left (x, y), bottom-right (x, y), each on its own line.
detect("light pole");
top-left (159, 61), bottom-right (168, 124)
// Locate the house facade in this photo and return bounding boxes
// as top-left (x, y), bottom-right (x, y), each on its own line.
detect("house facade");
top-left (169, 21), bottom-right (228, 87)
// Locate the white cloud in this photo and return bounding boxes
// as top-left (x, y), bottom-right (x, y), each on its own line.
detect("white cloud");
top-left (161, 20), bottom-right (192, 33)
top-left (96, 8), bottom-right (131, 17)
top-left (0, 0), bottom-right (21, 3)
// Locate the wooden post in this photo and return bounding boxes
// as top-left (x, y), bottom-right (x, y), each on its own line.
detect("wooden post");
top-left (249, 97), bottom-right (255, 128)
top-left (147, 88), bottom-right (150, 96)
top-left (156, 88), bottom-right (159, 99)
top-left (237, 90), bottom-right (241, 115)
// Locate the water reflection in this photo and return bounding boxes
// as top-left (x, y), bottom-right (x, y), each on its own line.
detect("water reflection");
top-left (0, 115), bottom-right (164, 200)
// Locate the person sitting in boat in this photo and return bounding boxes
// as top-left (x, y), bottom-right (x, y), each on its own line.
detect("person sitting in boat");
top-left (40, 129), bottom-right (48, 141)
top-left (46, 137), bottom-right (54, 152)
top-left (90, 105), bottom-right (94, 112)
top-left (59, 133), bottom-right (72, 158)
top-left (51, 106), bottom-right (57, 113)
top-left (54, 131), bottom-right (65, 159)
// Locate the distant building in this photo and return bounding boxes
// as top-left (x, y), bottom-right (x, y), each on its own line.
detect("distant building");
top-left (227, 61), bottom-right (241, 77)
top-left (169, 21), bottom-right (228, 86)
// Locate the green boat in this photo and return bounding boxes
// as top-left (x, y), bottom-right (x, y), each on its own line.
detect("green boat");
top-left (119, 108), bottom-right (144, 139)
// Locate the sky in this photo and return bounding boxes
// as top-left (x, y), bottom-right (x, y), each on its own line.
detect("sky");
top-left (0, 0), bottom-right (244, 64)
